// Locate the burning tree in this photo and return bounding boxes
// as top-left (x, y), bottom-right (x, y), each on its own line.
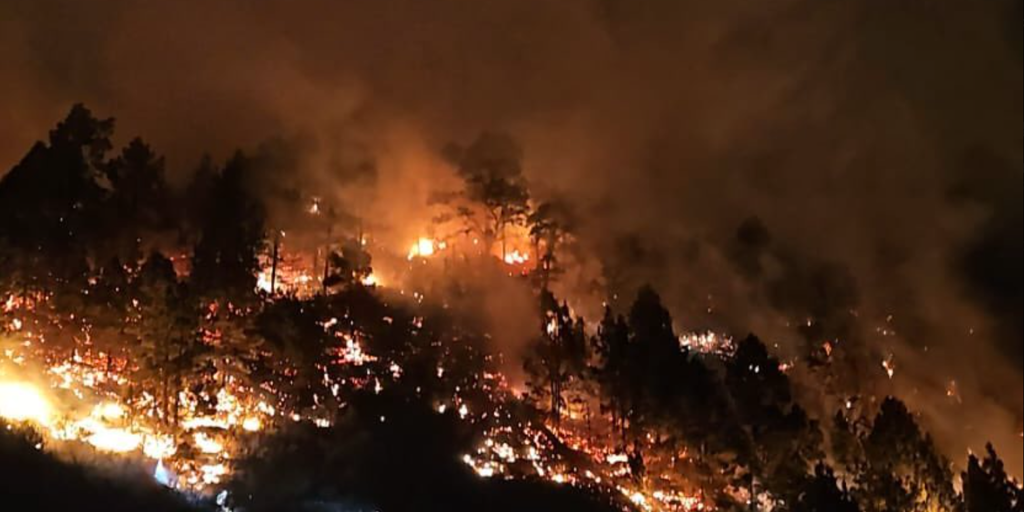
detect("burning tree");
top-left (724, 335), bottom-right (825, 508)
top-left (524, 291), bottom-right (589, 425)
top-left (324, 238), bottom-right (374, 292)
top-left (849, 398), bottom-right (961, 512)
top-left (129, 252), bottom-right (202, 430)
top-left (963, 445), bottom-right (1023, 512)
top-left (626, 286), bottom-right (685, 457)
top-left (191, 152), bottom-right (267, 302)
top-left (440, 131), bottom-right (531, 261)
top-left (101, 138), bottom-right (174, 264)
top-left (592, 306), bottom-right (635, 447)
top-left (528, 200), bottom-right (576, 290)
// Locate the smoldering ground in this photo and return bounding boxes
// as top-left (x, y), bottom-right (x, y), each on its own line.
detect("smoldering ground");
top-left (1, 0), bottom-right (1020, 474)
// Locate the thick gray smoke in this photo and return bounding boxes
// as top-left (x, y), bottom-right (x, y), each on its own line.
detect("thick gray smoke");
top-left (1, 0), bottom-right (1020, 474)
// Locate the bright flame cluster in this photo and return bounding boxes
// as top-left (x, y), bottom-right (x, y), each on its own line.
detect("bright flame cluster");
top-left (679, 332), bottom-right (734, 356)
top-left (0, 382), bottom-right (52, 424)
top-left (408, 238), bottom-right (440, 260)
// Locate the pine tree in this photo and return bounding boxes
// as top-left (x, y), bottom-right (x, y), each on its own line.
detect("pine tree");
top-left (725, 335), bottom-right (824, 509)
top-left (324, 238), bottom-right (374, 292)
top-left (626, 287), bottom-right (680, 430)
top-left (130, 252), bottom-right (200, 429)
top-left (528, 201), bottom-right (575, 290)
top-left (191, 152), bottom-right (267, 302)
top-left (82, 258), bottom-right (137, 378)
top-left (524, 291), bottom-right (588, 424)
top-left (102, 138), bottom-right (172, 264)
top-left (857, 398), bottom-right (960, 512)
top-left (0, 104), bottom-right (112, 290)
top-left (182, 155), bottom-right (219, 245)
top-left (963, 444), bottom-right (1018, 512)
top-left (791, 463), bottom-right (861, 512)
top-left (593, 306), bottom-right (633, 445)
top-left (442, 132), bottom-right (531, 260)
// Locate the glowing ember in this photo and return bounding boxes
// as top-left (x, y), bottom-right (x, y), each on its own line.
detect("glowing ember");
top-left (946, 380), bottom-right (962, 404)
top-left (882, 354), bottom-right (897, 379)
top-left (503, 250), bottom-right (530, 265)
top-left (361, 273), bottom-right (381, 287)
top-left (335, 334), bottom-right (376, 366)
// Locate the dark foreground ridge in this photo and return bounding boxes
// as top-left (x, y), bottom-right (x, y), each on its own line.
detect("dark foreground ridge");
top-left (0, 420), bottom-right (198, 512)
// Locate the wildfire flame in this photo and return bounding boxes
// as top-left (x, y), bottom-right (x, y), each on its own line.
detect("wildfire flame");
top-left (0, 382), bottom-right (53, 425)
top-left (503, 250), bottom-right (530, 266)
top-left (408, 238), bottom-right (437, 260)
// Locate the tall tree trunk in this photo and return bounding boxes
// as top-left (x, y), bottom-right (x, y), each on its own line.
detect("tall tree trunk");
top-left (501, 223), bottom-right (507, 262)
top-left (611, 407), bottom-right (619, 448)
top-left (585, 401), bottom-right (593, 441)
top-left (621, 408), bottom-right (631, 452)
top-left (127, 384), bottom-right (137, 425)
top-left (322, 249), bottom-right (331, 295)
top-left (171, 374), bottom-right (181, 436)
top-left (537, 248), bottom-right (547, 290)
top-left (550, 379), bottom-right (559, 423)
top-left (749, 477), bottom-right (758, 512)
top-left (542, 254), bottom-right (552, 291)
top-left (161, 370), bottom-right (169, 426)
top-left (542, 234), bottom-right (556, 290)
top-left (322, 224), bottom-right (334, 295)
top-left (160, 347), bottom-right (170, 426)
top-left (270, 234), bottom-right (280, 294)
top-left (313, 250), bottom-right (320, 292)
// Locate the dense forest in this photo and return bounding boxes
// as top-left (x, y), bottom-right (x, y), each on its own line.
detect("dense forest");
top-left (1, 105), bottom-right (1021, 512)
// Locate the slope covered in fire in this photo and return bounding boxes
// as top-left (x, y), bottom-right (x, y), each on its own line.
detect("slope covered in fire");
top-left (1, 106), bottom-right (1021, 512)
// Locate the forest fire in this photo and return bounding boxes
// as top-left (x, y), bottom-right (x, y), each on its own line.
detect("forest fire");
top-left (0, 282), bottom-right (713, 509)
top-left (0, 88), bottom-right (1020, 512)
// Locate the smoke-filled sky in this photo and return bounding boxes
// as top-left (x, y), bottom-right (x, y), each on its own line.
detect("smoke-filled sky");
top-left (2, 0), bottom-right (1021, 473)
